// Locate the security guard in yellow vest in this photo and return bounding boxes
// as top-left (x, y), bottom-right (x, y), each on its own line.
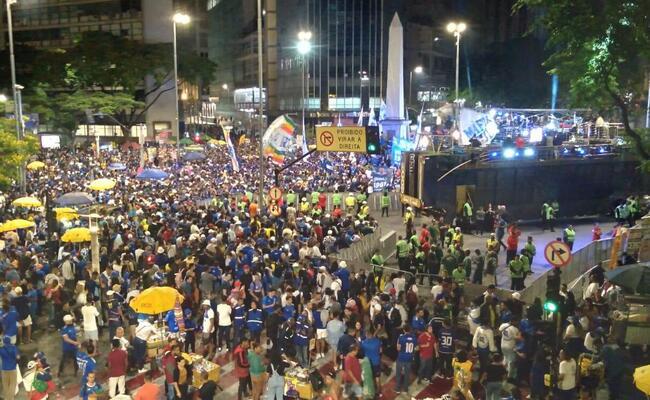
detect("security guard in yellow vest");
top-left (396, 235), bottom-right (411, 271)
top-left (300, 197), bottom-right (310, 214)
top-left (404, 206), bottom-right (414, 236)
top-left (286, 190), bottom-right (297, 206)
top-left (563, 225), bottom-right (576, 250)
top-left (345, 192), bottom-right (357, 215)
top-left (358, 201), bottom-right (370, 220)
top-left (332, 191), bottom-right (342, 210)
top-left (381, 191), bottom-right (390, 217)
top-left (311, 190), bottom-right (320, 205)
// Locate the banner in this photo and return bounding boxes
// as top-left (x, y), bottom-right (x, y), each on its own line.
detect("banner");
top-left (263, 115), bottom-right (298, 164)
top-left (224, 129), bottom-right (240, 172)
top-left (368, 167), bottom-right (395, 193)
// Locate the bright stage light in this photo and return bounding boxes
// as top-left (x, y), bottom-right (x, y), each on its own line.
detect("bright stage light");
top-left (523, 148), bottom-right (535, 157)
top-left (503, 148), bottom-right (516, 159)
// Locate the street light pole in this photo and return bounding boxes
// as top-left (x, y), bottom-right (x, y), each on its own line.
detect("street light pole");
top-left (172, 13), bottom-right (190, 166)
top-left (257, 0), bottom-right (265, 206)
top-left (6, 0), bottom-right (21, 139)
top-left (409, 66), bottom-right (423, 105)
top-left (447, 22), bottom-right (466, 101)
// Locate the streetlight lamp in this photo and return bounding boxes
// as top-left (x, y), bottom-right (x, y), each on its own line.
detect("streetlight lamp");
top-left (446, 21), bottom-right (466, 101)
top-left (409, 65), bottom-right (423, 105)
top-left (297, 30), bottom-right (312, 143)
top-left (172, 12), bottom-right (190, 164)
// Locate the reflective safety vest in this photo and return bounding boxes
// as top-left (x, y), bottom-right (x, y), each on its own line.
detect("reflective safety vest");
top-left (509, 259), bottom-right (524, 278)
top-left (300, 201), bottom-right (310, 213)
top-left (332, 193), bottom-right (342, 206)
top-left (381, 194), bottom-right (390, 207)
top-left (358, 205), bottom-right (369, 218)
top-left (345, 196), bottom-right (356, 207)
top-left (396, 240), bottom-right (410, 258)
top-left (564, 228), bottom-right (576, 242)
top-left (311, 191), bottom-right (319, 204)
top-left (286, 192), bottom-right (297, 205)
top-left (463, 202), bottom-right (473, 217)
top-left (404, 211), bottom-right (414, 224)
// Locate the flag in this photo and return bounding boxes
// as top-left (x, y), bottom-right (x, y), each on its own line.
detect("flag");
top-left (368, 107), bottom-right (377, 126)
top-left (379, 100), bottom-right (387, 121)
top-left (357, 106), bottom-right (364, 126)
top-left (263, 114), bottom-right (298, 164)
top-left (224, 129), bottom-right (240, 172)
top-left (337, 114), bottom-right (342, 127)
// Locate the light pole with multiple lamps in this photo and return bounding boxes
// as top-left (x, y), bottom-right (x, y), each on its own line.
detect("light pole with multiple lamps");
top-left (446, 21), bottom-right (466, 101)
top-left (172, 12), bottom-right (190, 164)
top-left (409, 65), bottom-right (423, 105)
top-left (297, 31), bottom-right (312, 145)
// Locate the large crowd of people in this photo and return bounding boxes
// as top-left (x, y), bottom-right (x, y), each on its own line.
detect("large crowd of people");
top-left (0, 139), bottom-right (647, 400)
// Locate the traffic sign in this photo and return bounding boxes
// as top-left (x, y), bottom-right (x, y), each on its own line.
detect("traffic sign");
top-left (268, 187), bottom-right (283, 201)
top-left (544, 241), bottom-right (572, 267)
top-left (316, 126), bottom-right (367, 153)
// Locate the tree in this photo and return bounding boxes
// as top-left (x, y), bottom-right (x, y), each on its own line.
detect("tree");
top-left (515, 0), bottom-right (650, 169)
top-left (33, 31), bottom-right (217, 136)
top-left (0, 119), bottom-right (38, 189)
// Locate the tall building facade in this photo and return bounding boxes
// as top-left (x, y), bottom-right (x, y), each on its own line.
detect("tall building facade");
top-left (208, 0), bottom-right (453, 120)
top-left (0, 0), bottom-right (208, 138)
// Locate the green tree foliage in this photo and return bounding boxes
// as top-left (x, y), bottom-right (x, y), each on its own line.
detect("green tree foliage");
top-left (515, 0), bottom-right (650, 168)
top-left (0, 119), bottom-right (38, 189)
top-left (31, 31), bottom-right (217, 136)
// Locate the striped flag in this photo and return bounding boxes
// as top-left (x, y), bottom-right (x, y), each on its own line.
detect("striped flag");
top-left (224, 129), bottom-right (240, 172)
top-left (262, 114), bottom-right (298, 164)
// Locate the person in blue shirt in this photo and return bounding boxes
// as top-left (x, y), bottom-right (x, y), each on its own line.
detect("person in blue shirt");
top-left (183, 308), bottom-right (196, 354)
top-left (246, 301), bottom-right (263, 343)
top-left (437, 318), bottom-right (455, 379)
top-left (0, 335), bottom-right (18, 399)
top-left (293, 311), bottom-right (311, 368)
top-left (232, 297), bottom-right (247, 340)
top-left (165, 309), bottom-right (179, 335)
top-left (262, 289), bottom-right (279, 316)
top-left (411, 308), bottom-right (426, 333)
top-left (76, 341), bottom-right (96, 385)
top-left (79, 372), bottom-right (102, 400)
top-left (395, 325), bottom-right (417, 394)
top-left (1, 303), bottom-right (18, 344)
top-left (361, 328), bottom-right (382, 389)
top-left (58, 314), bottom-right (80, 378)
top-left (334, 261), bottom-right (351, 299)
top-left (282, 297), bottom-right (296, 322)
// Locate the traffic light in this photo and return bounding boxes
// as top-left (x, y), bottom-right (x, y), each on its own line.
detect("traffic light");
top-left (543, 300), bottom-right (558, 313)
top-left (366, 126), bottom-right (381, 155)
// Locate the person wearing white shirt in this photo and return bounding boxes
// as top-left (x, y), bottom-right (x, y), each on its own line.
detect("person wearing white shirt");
top-left (430, 279), bottom-right (444, 300)
top-left (583, 275), bottom-right (600, 300)
top-left (467, 305), bottom-right (481, 336)
top-left (113, 326), bottom-right (130, 351)
top-left (201, 300), bottom-right (215, 352)
top-left (472, 321), bottom-right (497, 373)
top-left (134, 318), bottom-right (155, 371)
top-left (499, 319), bottom-right (520, 379)
top-left (81, 301), bottom-right (100, 342)
top-left (215, 298), bottom-right (232, 352)
top-left (392, 273), bottom-right (406, 295)
top-left (557, 350), bottom-right (577, 398)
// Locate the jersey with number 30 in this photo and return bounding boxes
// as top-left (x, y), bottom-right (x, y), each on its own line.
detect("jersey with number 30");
top-left (397, 333), bottom-right (417, 362)
top-left (438, 327), bottom-right (454, 354)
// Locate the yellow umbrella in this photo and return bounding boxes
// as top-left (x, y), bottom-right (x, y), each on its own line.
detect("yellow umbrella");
top-left (61, 227), bottom-right (91, 243)
top-left (26, 161), bottom-right (46, 170)
top-left (54, 207), bottom-right (79, 221)
top-left (88, 178), bottom-right (117, 191)
top-left (634, 364), bottom-right (650, 395)
top-left (0, 219), bottom-right (35, 233)
top-left (12, 197), bottom-right (42, 208)
top-left (130, 287), bottom-right (185, 315)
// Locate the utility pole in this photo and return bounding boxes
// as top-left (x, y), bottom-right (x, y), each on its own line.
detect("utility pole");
top-left (257, 0), bottom-right (265, 205)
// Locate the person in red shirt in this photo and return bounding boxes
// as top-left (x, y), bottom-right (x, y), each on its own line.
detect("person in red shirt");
top-left (506, 223), bottom-right (521, 264)
top-left (592, 223), bottom-right (602, 241)
top-left (343, 344), bottom-right (363, 398)
top-left (107, 339), bottom-right (128, 398)
top-left (332, 206), bottom-right (343, 219)
top-left (234, 339), bottom-right (251, 400)
top-left (417, 325), bottom-right (438, 384)
top-left (318, 193), bottom-right (327, 210)
top-left (162, 345), bottom-right (180, 400)
top-left (134, 374), bottom-right (161, 400)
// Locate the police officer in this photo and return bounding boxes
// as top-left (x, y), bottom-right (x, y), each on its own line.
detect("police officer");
top-left (332, 190), bottom-right (342, 211)
top-left (381, 190), bottom-right (390, 217)
top-left (462, 199), bottom-right (473, 233)
top-left (541, 202), bottom-right (554, 232)
top-left (508, 255), bottom-right (525, 291)
top-left (286, 189), bottom-right (297, 207)
top-left (345, 192), bottom-right (357, 215)
top-left (396, 236), bottom-right (411, 271)
top-left (563, 224), bottom-right (576, 250)
top-left (403, 206), bottom-right (415, 237)
top-left (371, 249), bottom-right (385, 284)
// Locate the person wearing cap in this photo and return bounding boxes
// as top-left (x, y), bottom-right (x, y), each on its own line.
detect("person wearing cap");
top-left (11, 286), bottom-right (32, 344)
top-left (357, 200), bottom-right (370, 220)
top-left (345, 193), bottom-right (356, 215)
top-left (58, 314), bottom-right (80, 378)
top-left (201, 299), bottom-right (215, 355)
